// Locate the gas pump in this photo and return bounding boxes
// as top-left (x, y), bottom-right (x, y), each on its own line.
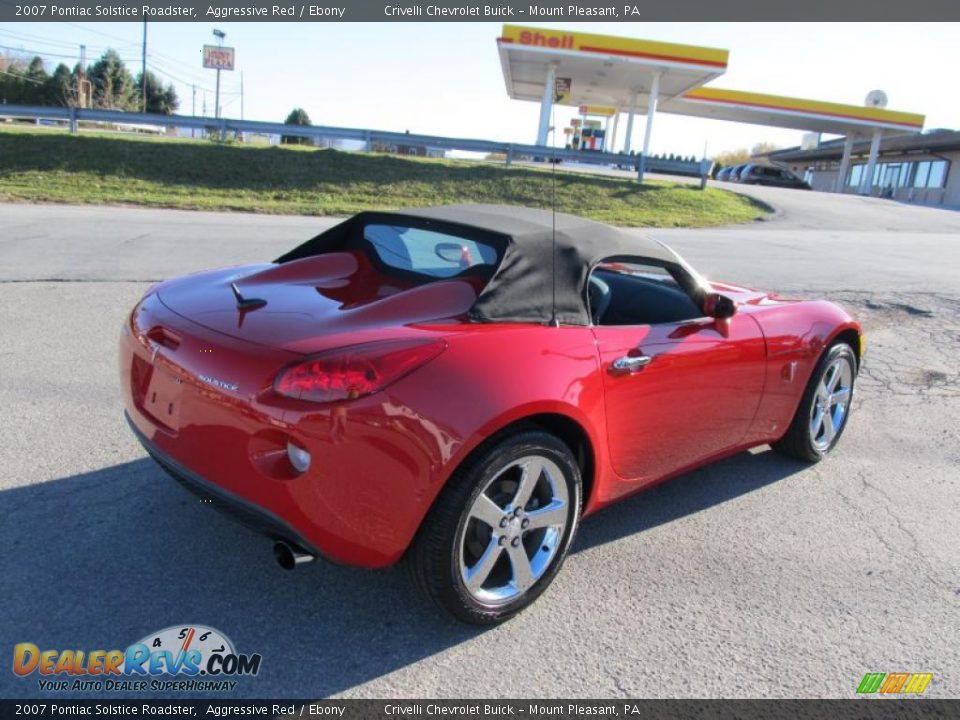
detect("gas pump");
top-left (566, 105), bottom-right (616, 152)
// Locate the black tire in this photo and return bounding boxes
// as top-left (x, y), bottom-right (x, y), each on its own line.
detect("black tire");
top-left (406, 429), bottom-right (582, 625)
top-left (772, 341), bottom-right (858, 462)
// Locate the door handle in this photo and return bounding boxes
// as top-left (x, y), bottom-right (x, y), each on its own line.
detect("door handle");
top-left (610, 354), bottom-right (652, 375)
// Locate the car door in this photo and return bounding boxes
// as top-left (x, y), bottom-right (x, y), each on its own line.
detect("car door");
top-left (590, 259), bottom-right (767, 484)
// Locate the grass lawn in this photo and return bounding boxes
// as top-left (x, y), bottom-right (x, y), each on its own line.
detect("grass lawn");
top-left (0, 126), bottom-right (769, 227)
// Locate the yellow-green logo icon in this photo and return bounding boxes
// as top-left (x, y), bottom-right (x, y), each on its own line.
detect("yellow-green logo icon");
top-left (857, 672), bottom-right (932, 694)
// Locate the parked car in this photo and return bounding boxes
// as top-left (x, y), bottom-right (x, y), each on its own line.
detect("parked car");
top-left (120, 205), bottom-right (862, 625)
top-left (715, 166), bottom-right (735, 181)
top-left (740, 164), bottom-right (812, 189)
top-left (728, 163), bottom-right (750, 182)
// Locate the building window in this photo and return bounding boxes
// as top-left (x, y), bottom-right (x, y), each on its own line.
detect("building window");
top-left (926, 160), bottom-right (947, 188)
top-left (898, 163), bottom-right (911, 187)
top-left (848, 164), bottom-right (863, 187)
top-left (847, 159), bottom-right (950, 190)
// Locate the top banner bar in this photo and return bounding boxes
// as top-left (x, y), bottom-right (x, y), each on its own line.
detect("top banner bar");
top-left (2, 1), bottom-right (960, 22)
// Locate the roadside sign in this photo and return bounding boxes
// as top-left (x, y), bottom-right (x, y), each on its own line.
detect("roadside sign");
top-left (203, 46), bottom-right (236, 71)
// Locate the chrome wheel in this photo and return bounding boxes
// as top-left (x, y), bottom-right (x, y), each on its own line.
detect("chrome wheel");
top-left (809, 356), bottom-right (853, 452)
top-left (458, 455), bottom-right (570, 606)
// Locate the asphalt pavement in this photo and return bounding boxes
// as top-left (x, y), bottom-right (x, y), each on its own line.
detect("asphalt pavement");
top-left (1, 187), bottom-right (957, 699)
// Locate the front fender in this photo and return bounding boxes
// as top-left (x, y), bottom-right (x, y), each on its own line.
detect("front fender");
top-left (745, 300), bottom-right (861, 443)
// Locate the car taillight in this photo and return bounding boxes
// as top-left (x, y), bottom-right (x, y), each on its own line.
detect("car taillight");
top-left (274, 339), bottom-right (446, 403)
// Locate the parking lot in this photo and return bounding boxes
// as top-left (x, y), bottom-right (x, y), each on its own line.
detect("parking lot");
top-left (1, 187), bottom-right (958, 699)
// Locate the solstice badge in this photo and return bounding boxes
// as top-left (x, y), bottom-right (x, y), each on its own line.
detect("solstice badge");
top-left (12, 625), bottom-right (262, 693)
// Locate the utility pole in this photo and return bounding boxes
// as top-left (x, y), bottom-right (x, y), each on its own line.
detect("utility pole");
top-left (78, 44), bottom-right (86, 108)
top-left (191, 84), bottom-right (196, 138)
top-left (239, 71), bottom-right (244, 143)
top-left (212, 29), bottom-right (225, 120)
top-left (141, 21), bottom-right (147, 112)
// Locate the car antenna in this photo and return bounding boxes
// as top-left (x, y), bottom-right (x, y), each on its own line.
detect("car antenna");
top-left (549, 104), bottom-right (560, 328)
top-left (231, 282), bottom-right (266, 311)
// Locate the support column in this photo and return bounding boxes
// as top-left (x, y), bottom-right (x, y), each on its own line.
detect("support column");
top-left (610, 110), bottom-right (620, 153)
top-left (638, 72), bottom-right (661, 182)
top-left (623, 91), bottom-right (638, 154)
top-left (834, 135), bottom-right (855, 193)
top-left (858, 128), bottom-right (883, 196)
top-left (535, 63), bottom-right (557, 147)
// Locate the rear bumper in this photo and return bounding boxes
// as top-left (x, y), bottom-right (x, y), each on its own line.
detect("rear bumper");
top-left (119, 292), bottom-right (463, 568)
top-left (126, 411), bottom-right (325, 559)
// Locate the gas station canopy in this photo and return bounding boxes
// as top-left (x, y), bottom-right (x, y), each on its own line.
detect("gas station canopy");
top-left (662, 87), bottom-right (925, 135)
top-left (498, 24), bottom-right (729, 110)
top-left (497, 24), bottom-right (926, 185)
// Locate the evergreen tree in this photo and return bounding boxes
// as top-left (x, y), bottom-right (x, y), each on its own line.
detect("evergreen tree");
top-left (136, 70), bottom-right (179, 114)
top-left (45, 63), bottom-right (75, 106)
top-left (281, 108), bottom-right (313, 145)
top-left (88, 49), bottom-right (136, 110)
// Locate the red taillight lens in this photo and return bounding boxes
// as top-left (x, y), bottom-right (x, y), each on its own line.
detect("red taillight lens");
top-left (274, 339), bottom-right (446, 403)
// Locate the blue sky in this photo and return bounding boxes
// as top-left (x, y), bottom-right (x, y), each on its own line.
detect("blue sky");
top-left (1, 22), bottom-right (957, 157)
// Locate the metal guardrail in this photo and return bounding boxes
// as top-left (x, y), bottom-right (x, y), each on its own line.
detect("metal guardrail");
top-left (0, 104), bottom-right (712, 181)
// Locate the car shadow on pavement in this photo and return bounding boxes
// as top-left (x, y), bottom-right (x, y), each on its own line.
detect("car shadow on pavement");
top-left (573, 447), bottom-right (808, 553)
top-left (0, 448), bottom-right (805, 699)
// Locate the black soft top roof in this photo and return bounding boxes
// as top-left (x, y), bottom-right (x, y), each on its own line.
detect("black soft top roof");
top-left (278, 204), bottom-right (680, 326)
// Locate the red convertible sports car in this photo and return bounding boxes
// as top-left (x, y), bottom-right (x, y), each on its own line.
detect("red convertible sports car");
top-left (121, 204), bottom-right (862, 624)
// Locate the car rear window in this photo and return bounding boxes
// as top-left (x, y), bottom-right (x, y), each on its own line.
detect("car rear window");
top-left (363, 224), bottom-right (499, 279)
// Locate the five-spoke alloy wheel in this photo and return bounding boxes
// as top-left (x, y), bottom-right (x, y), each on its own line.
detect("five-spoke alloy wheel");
top-left (459, 455), bottom-right (569, 605)
top-left (408, 430), bottom-right (581, 625)
top-left (773, 341), bottom-right (858, 462)
top-left (809, 355), bottom-right (853, 453)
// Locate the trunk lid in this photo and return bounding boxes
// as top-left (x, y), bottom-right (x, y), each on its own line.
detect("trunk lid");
top-left (156, 253), bottom-right (477, 354)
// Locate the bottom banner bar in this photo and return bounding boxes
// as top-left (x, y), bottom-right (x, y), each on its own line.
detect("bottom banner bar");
top-left (1, 699), bottom-right (957, 720)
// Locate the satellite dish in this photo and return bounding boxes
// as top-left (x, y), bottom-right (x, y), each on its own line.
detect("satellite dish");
top-left (865, 90), bottom-right (888, 108)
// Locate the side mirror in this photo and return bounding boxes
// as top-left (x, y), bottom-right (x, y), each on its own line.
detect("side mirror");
top-left (703, 292), bottom-right (737, 319)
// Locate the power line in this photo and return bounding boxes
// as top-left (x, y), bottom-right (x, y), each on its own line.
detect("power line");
top-left (147, 56), bottom-right (213, 88)
top-left (0, 28), bottom-right (120, 53)
top-left (62, 22), bottom-right (135, 44)
top-left (0, 29), bottom-right (244, 115)
top-left (147, 63), bottom-right (208, 91)
top-left (148, 62), bottom-right (239, 97)
top-left (1, 45), bottom-right (241, 107)
top-left (0, 67), bottom-right (46, 85)
top-left (10, 25), bottom-right (199, 80)
top-left (0, 43), bottom-right (83, 60)
top-left (146, 48), bottom-right (210, 82)
top-left (0, 42), bottom-right (138, 63)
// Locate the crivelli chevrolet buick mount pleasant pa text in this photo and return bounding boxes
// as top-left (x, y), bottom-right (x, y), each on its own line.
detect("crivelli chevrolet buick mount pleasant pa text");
top-left (120, 204), bottom-right (863, 624)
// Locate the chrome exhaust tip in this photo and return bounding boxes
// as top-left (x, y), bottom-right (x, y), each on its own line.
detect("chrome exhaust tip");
top-left (273, 541), bottom-right (315, 570)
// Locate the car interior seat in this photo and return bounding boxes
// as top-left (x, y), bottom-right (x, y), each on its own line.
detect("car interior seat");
top-left (588, 274), bottom-right (612, 325)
